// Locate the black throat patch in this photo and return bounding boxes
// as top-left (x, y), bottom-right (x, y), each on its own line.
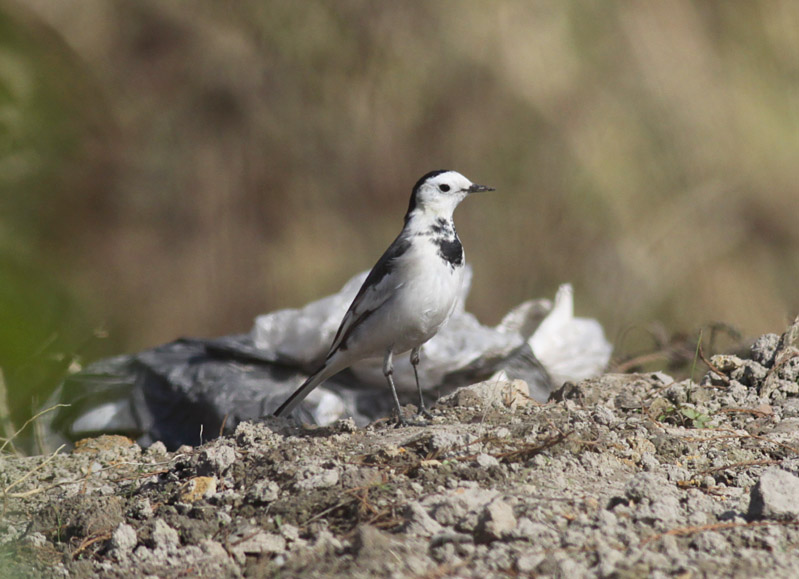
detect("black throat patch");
top-left (435, 235), bottom-right (464, 268)
top-left (430, 217), bottom-right (453, 236)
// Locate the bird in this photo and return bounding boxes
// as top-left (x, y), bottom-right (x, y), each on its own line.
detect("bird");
top-left (273, 170), bottom-right (494, 425)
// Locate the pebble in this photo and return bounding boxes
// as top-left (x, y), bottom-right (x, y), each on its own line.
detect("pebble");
top-left (748, 468), bottom-right (799, 521)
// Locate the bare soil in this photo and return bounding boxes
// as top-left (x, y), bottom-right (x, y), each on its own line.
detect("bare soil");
top-left (2, 327), bottom-right (799, 578)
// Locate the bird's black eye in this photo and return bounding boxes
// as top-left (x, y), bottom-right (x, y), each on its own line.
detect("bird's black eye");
top-left (439, 184), bottom-right (451, 192)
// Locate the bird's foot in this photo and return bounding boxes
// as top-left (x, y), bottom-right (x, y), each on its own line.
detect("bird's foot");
top-left (389, 405), bottom-right (434, 428)
top-left (394, 417), bottom-right (430, 428)
top-left (398, 411), bottom-right (432, 427)
top-left (392, 414), bottom-right (409, 428)
top-left (417, 406), bottom-right (433, 420)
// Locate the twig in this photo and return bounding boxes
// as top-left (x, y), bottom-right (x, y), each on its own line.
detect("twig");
top-left (698, 341), bottom-right (729, 386)
top-left (698, 459), bottom-right (782, 475)
top-left (229, 530), bottom-right (262, 548)
top-left (304, 500), bottom-right (351, 525)
top-left (71, 531), bottom-right (113, 559)
top-left (717, 407), bottom-right (773, 418)
top-left (612, 352), bottom-right (671, 374)
top-left (494, 429), bottom-right (572, 463)
top-left (733, 429), bottom-right (799, 455)
top-left (219, 413), bottom-right (230, 437)
top-left (641, 520), bottom-right (799, 546)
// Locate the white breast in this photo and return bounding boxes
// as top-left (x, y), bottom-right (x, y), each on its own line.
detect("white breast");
top-left (387, 239), bottom-right (465, 352)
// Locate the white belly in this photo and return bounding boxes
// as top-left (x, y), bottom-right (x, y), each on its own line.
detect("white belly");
top-left (390, 261), bottom-right (464, 351)
top-left (351, 244), bottom-right (465, 357)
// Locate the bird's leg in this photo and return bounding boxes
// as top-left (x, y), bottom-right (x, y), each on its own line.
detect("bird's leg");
top-left (383, 350), bottom-right (407, 427)
top-left (410, 347), bottom-right (433, 419)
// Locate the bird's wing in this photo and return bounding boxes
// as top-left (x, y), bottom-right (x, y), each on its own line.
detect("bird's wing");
top-left (326, 234), bottom-right (411, 356)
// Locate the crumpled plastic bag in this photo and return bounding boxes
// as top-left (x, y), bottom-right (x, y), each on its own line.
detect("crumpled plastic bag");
top-left (37, 267), bottom-right (612, 451)
top-left (253, 266), bottom-right (612, 395)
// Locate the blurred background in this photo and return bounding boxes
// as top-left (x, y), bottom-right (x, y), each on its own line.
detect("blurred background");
top-left (1, 1), bottom-right (798, 430)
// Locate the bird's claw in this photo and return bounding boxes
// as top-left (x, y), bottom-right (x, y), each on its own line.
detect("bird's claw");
top-left (392, 414), bottom-right (409, 428)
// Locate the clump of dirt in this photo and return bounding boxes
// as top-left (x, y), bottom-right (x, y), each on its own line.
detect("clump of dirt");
top-left (2, 323), bottom-right (799, 578)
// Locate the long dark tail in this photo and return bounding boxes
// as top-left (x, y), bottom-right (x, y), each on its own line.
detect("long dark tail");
top-left (273, 360), bottom-right (342, 417)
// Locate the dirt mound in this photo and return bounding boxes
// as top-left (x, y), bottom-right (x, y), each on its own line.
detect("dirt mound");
top-left (2, 326), bottom-right (799, 578)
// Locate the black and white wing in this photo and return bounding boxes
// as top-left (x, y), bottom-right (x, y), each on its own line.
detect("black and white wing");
top-left (326, 234), bottom-right (411, 356)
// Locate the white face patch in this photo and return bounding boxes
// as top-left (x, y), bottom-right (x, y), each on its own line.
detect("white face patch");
top-left (411, 171), bottom-right (473, 219)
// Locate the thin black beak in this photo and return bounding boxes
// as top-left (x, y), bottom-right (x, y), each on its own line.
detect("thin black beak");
top-left (467, 183), bottom-right (494, 193)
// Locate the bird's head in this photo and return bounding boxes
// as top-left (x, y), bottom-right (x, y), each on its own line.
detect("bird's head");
top-left (405, 170), bottom-right (494, 222)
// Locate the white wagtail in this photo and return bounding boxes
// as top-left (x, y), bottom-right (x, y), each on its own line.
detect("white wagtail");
top-left (274, 170), bottom-right (494, 425)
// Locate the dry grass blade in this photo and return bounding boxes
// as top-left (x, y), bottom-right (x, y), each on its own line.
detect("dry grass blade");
top-left (2, 444), bottom-right (66, 496)
top-left (0, 404), bottom-right (71, 454)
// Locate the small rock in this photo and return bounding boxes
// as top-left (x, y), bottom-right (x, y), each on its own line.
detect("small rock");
top-left (593, 405), bottom-right (618, 425)
top-left (110, 523), bottom-right (137, 556)
top-left (625, 472), bottom-right (675, 502)
top-left (477, 498), bottom-right (517, 542)
top-left (748, 467), bottom-right (799, 521)
top-left (640, 452), bottom-right (660, 472)
top-left (710, 354), bottom-right (744, 374)
top-left (196, 444), bottom-right (237, 475)
top-left (247, 479), bottom-right (281, 503)
top-left (151, 520), bottom-right (180, 552)
top-left (777, 357), bottom-right (799, 383)
top-left (333, 417), bottom-right (358, 432)
top-left (597, 542), bottom-right (624, 576)
top-left (516, 553), bottom-right (545, 573)
top-left (614, 390), bottom-right (642, 410)
top-left (429, 531), bottom-right (474, 547)
top-left (493, 427), bottom-right (511, 439)
top-left (73, 435), bottom-right (137, 457)
top-left (690, 530), bottom-right (728, 554)
top-left (474, 453), bottom-right (500, 469)
top-left (279, 523), bottom-right (300, 542)
top-left (732, 361), bottom-right (767, 388)
top-left (234, 420), bottom-right (276, 447)
top-left (296, 467), bottom-right (339, 490)
top-left (199, 539), bottom-right (228, 558)
top-left (403, 502), bottom-right (443, 537)
top-left (145, 441), bottom-right (168, 456)
top-left (230, 526), bottom-right (286, 560)
top-left (130, 497), bottom-right (153, 519)
top-left (180, 476), bottom-right (217, 502)
top-left (424, 431), bottom-right (478, 458)
top-left (751, 333), bottom-right (780, 367)
top-left (783, 399), bottom-right (799, 418)
top-left (424, 487), bottom-right (498, 530)
top-left (312, 529), bottom-right (343, 554)
top-left (22, 532), bottom-right (47, 548)
top-left (770, 418), bottom-right (799, 434)
top-left (440, 379), bottom-right (531, 410)
top-left (341, 465), bottom-right (382, 488)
